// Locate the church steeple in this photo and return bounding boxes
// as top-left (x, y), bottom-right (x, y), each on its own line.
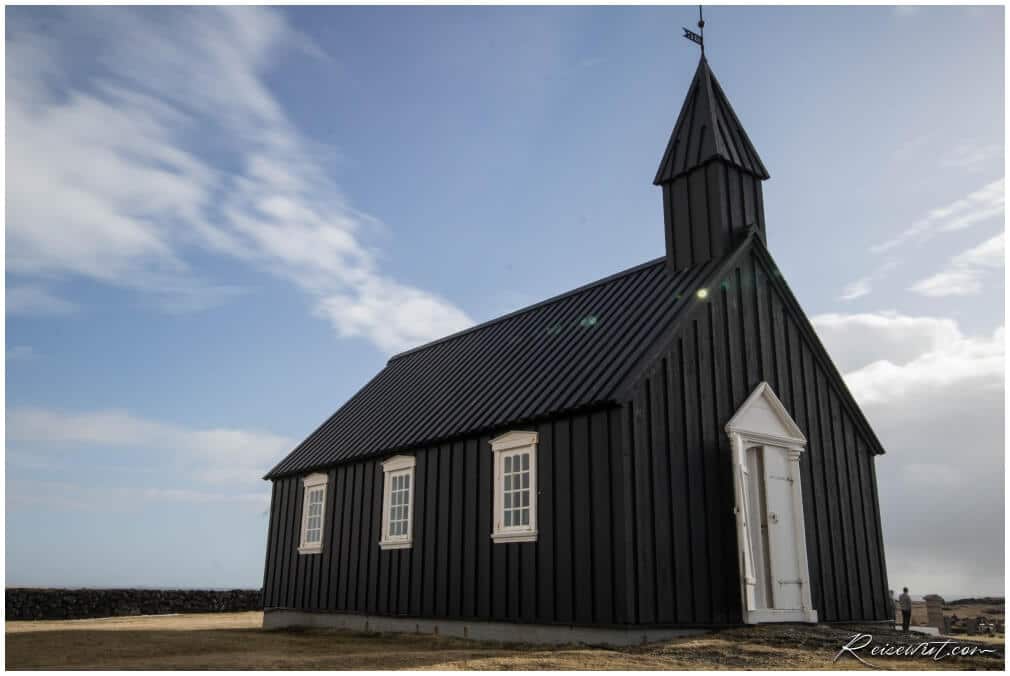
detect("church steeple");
top-left (655, 56), bottom-right (769, 273)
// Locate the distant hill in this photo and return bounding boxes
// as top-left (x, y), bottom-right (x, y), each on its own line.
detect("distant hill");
top-left (950, 597), bottom-right (1004, 605)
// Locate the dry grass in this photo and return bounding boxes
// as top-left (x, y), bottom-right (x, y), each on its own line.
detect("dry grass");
top-left (5, 611), bottom-right (1004, 670)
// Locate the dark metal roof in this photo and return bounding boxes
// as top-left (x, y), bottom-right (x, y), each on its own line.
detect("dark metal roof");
top-left (265, 254), bottom-right (726, 478)
top-left (654, 56), bottom-right (770, 184)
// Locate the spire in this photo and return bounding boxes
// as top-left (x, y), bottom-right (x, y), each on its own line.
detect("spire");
top-left (654, 56), bottom-right (770, 274)
top-left (654, 56), bottom-right (769, 184)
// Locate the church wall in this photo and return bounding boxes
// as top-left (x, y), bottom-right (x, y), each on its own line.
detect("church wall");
top-left (261, 407), bottom-right (639, 627)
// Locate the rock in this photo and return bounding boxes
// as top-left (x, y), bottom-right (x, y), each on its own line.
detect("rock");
top-left (5, 588), bottom-right (263, 621)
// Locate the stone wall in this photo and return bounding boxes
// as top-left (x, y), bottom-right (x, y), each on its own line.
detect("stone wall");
top-left (6, 588), bottom-right (262, 621)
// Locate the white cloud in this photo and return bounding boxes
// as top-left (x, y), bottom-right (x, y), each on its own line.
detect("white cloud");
top-left (953, 231), bottom-right (1004, 268)
top-left (909, 269), bottom-right (983, 297)
top-left (6, 407), bottom-right (293, 484)
top-left (939, 142), bottom-right (1002, 171)
top-left (811, 311), bottom-right (962, 373)
top-left (872, 178), bottom-right (1004, 253)
top-left (7, 7), bottom-right (472, 352)
top-left (811, 311), bottom-right (1004, 596)
top-left (839, 277), bottom-right (872, 301)
top-left (909, 232), bottom-right (1004, 297)
top-left (837, 259), bottom-right (899, 303)
top-left (841, 324), bottom-right (1003, 405)
top-left (6, 285), bottom-right (79, 317)
top-left (813, 310), bottom-right (1002, 407)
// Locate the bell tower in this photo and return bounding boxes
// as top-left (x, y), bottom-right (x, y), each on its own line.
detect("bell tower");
top-left (654, 56), bottom-right (769, 273)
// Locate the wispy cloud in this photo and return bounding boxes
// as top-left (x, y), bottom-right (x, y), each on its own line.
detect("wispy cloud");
top-left (6, 285), bottom-right (79, 317)
top-left (909, 231), bottom-right (1004, 297)
top-left (871, 178), bottom-right (1004, 254)
top-left (939, 141), bottom-right (1003, 171)
top-left (6, 407), bottom-right (293, 484)
top-left (837, 259), bottom-right (899, 302)
top-left (839, 277), bottom-right (872, 301)
top-left (7, 7), bottom-right (472, 352)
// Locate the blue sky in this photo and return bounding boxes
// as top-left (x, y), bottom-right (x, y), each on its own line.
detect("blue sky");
top-left (6, 6), bottom-right (1004, 596)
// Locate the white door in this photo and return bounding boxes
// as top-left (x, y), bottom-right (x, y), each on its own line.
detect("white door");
top-left (745, 445), bottom-right (803, 612)
top-left (727, 382), bottom-right (817, 624)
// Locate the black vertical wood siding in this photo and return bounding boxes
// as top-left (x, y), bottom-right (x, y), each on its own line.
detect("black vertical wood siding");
top-left (262, 408), bottom-right (631, 627)
top-left (622, 248), bottom-right (890, 624)
top-left (662, 164), bottom-right (767, 275)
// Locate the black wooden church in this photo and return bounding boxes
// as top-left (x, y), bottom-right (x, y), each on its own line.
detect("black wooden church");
top-left (261, 53), bottom-right (891, 643)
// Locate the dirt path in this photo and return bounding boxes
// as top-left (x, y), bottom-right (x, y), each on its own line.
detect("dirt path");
top-left (5, 612), bottom-right (1004, 670)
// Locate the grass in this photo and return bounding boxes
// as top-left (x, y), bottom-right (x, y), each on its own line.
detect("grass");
top-left (5, 611), bottom-right (1004, 670)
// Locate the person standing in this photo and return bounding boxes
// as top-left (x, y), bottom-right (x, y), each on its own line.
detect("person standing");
top-left (899, 587), bottom-right (912, 632)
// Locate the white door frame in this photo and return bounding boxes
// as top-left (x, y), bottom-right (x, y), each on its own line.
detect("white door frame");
top-left (726, 382), bottom-right (818, 624)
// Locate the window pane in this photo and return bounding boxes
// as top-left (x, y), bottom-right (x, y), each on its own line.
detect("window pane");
top-left (504, 475), bottom-right (511, 491)
top-left (522, 453), bottom-right (529, 471)
top-left (522, 473), bottom-right (529, 489)
top-left (521, 509), bottom-right (529, 525)
top-left (522, 491), bottom-right (529, 507)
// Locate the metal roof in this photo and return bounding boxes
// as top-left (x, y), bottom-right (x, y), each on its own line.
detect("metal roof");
top-left (265, 254), bottom-right (724, 478)
top-left (654, 56), bottom-right (769, 184)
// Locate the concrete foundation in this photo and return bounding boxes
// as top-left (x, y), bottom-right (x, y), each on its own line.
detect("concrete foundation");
top-left (263, 609), bottom-right (707, 647)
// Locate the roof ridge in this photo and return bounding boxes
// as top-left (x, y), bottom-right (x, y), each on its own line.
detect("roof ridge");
top-left (387, 255), bottom-right (668, 363)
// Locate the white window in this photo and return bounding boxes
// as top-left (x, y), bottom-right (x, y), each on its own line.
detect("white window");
top-left (491, 431), bottom-right (538, 543)
top-left (379, 455), bottom-right (415, 549)
top-left (298, 473), bottom-right (328, 554)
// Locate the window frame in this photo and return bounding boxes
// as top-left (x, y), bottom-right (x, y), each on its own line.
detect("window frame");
top-left (298, 472), bottom-right (329, 555)
top-left (491, 430), bottom-right (538, 543)
top-left (379, 455), bottom-right (416, 550)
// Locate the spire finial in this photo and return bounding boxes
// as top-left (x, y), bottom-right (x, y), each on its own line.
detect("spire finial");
top-left (682, 5), bottom-right (706, 56)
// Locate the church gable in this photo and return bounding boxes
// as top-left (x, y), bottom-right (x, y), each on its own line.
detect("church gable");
top-left (619, 235), bottom-right (885, 457)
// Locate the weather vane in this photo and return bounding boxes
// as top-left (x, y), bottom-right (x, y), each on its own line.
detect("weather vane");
top-left (682, 5), bottom-right (705, 55)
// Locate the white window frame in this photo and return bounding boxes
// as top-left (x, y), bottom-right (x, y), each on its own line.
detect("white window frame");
top-left (379, 455), bottom-right (416, 550)
top-left (491, 430), bottom-right (538, 543)
top-left (298, 472), bottom-right (328, 555)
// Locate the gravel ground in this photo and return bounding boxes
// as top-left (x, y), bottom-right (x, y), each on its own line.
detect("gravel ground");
top-left (5, 611), bottom-right (1004, 670)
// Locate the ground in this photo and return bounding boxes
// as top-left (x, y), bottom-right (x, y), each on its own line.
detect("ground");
top-left (5, 611), bottom-right (1004, 670)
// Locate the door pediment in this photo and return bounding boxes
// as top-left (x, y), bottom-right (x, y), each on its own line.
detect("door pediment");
top-left (726, 382), bottom-right (806, 448)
